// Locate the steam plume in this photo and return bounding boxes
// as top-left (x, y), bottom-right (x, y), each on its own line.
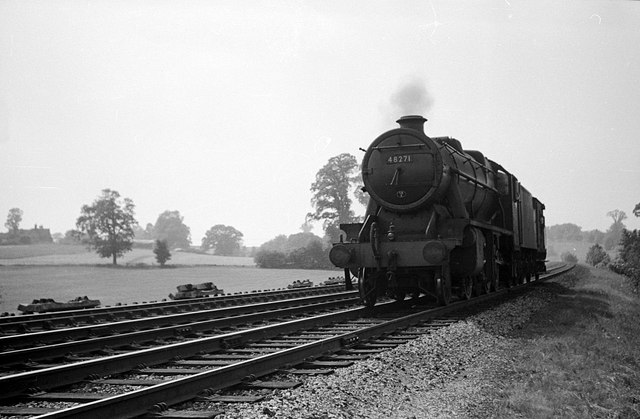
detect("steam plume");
top-left (389, 77), bottom-right (434, 116)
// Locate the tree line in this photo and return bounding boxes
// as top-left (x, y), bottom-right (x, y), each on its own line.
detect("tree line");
top-left (583, 208), bottom-right (640, 290)
top-left (253, 231), bottom-right (333, 269)
top-left (8, 152), bottom-right (638, 275)
top-left (4, 189), bottom-right (245, 265)
top-left (546, 209), bottom-right (630, 251)
top-left (2, 152), bottom-right (365, 268)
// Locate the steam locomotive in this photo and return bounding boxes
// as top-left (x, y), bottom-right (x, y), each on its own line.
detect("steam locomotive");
top-left (329, 116), bottom-right (546, 307)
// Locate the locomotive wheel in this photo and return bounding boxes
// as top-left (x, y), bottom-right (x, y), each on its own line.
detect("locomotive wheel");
top-left (392, 288), bottom-right (406, 302)
top-left (517, 262), bottom-right (525, 285)
top-left (436, 275), bottom-right (451, 306)
top-left (474, 272), bottom-right (490, 296)
top-left (358, 269), bottom-right (378, 308)
top-left (460, 276), bottom-right (473, 300)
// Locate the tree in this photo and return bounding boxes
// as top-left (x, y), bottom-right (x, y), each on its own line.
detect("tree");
top-left (609, 229), bottom-right (640, 285)
top-left (288, 240), bottom-right (332, 269)
top-left (308, 153), bottom-right (361, 242)
top-left (201, 224), bottom-right (243, 256)
top-left (254, 232), bottom-right (331, 269)
top-left (153, 210), bottom-right (191, 249)
top-left (259, 234), bottom-right (288, 253)
top-left (153, 239), bottom-right (171, 267)
top-left (133, 223), bottom-right (154, 240)
top-left (5, 208), bottom-right (23, 233)
top-left (634, 203), bottom-right (640, 218)
top-left (300, 221), bottom-right (313, 234)
top-left (75, 189), bottom-right (137, 265)
top-left (583, 229), bottom-right (605, 244)
top-left (585, 243), bottom-right (609, 266)
top-left (545, 223), bottom-right (583, 242)
top-left (605, 209), bottom-right (627, 251)
top-left (607, 209), bottom-right (627, 226)
top-left (619, 229), bottom-right (640, 269)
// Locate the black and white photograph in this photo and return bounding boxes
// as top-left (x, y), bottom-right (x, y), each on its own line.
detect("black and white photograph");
top-left (1, 1), bottom-right (639, 417)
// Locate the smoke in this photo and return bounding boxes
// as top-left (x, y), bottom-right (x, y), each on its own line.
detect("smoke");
top-left (389, 77), bottom-right (434, 117)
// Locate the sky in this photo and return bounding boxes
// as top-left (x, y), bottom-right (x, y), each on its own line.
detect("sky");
top-left (1, 0), bottom-right (639, 247)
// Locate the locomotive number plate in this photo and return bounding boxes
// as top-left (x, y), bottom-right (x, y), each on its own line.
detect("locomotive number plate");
top-left (386, 154), bottom-right (413, 164)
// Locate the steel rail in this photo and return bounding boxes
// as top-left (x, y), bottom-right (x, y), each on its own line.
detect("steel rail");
top-left (0, 298), bottom-right (367, 399)
top-left (30, 264), bottom-right (573, 419)
top-left (0, 285), bottom-right (347, 331)
top-left (0, 292), bottom-right (359, 366)
top-left (0, 290), bottom-right (357, 351)
top-left (1, 263), bottom-right (573, 417)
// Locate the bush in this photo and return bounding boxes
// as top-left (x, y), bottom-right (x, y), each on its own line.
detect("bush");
top-left (287, 241), bottom-right (333, 269)
top-left (254, 249), bottom-right (288, 268)
top-left (609, 260), bottom-right (640, 288)
top-left (153, 240), bottom-right (171, 267)
top-left (561, 251), bottom-right (578, 263)
top-left (610, 229), bottom-right (640, 288)
top-left (619, 229), bottom-right (640, 268)
top-left (254, 242), bottom-right (334, 269)
top-left (585, 244), bottom-right (610, 267)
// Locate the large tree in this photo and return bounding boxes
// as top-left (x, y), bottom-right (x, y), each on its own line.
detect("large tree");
top-left (5, 207), bottom-right (23, 233)
top-left (634, 202), bottom-right (640, 218)
top-left (607, 209), bottom-right (627, 226)
top-left (201, 224), bottom-right (243, 256)
top-left (133, 223), bottom-right (155, 240)
top-left (605, 209), bottom-right (627, 250)
top-left (75, 189), bottom-right (137, 265)
top-left (153, 210), bottom-right (191, 249)
top-left (308, 153), bottom-right (362, 242)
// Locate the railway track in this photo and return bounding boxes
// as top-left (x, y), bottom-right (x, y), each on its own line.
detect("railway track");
top-left (0, 291), bottom-right (360, 374)
top-left (0, 285), bottom-right (348, 334)
top-left (0, 263), bottom-right (573, 418)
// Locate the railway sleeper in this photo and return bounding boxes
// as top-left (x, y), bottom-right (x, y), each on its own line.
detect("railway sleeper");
top-left (241, 380), bottom-right (302, 390)
top-left (356, 342), bottom-right (399, 349)
top-left (321, 354), bottom-right (369, 361)
top-left (340, 348), bottom-right (386, 354)
top-left (30, 391), bottom-right (107, 401)
top-left (92, 378), bottom-right (166, 386)
top-left (145, 408), bottom-right (223, 418)
top-left (174, 360), bottom-right (236, 367)
top-left (134, 367), bottom-right (200, 375)
top-left (191, 353), bottom-right (253, 360)
top-left (281, 368), bottom-right (334, 375)
top-left (296, 360), bottom-right (354, 368)
top-left (0, 407), bottom-right (57, 416)
top-left (196, 394), bottom-right (265, 403)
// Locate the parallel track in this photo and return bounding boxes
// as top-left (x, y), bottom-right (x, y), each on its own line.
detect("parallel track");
top-left (0, 285), bottom-right (348, 333)
top-left (0, 264), bottom-right (573, 418)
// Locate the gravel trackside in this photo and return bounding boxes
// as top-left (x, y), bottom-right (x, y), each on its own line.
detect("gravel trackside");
top-left (201, 287), bottom-right (555, 418)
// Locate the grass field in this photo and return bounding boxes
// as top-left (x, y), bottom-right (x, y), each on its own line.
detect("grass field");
top-left (0, 244), bottom-right (340, 314)
top-left (489, 265), bottom-right (640, 417)
top-left (0, 244), bottom-right (255, 266)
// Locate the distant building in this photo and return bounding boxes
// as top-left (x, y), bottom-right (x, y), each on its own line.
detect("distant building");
top-left (0, 225), bottom-right (53, 245)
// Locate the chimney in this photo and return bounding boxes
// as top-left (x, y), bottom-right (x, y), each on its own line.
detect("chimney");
top-left (396, 115), bottom-right (427, 133)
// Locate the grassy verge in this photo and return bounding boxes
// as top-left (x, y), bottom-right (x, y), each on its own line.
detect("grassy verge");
top-left (491, 265), bottom-right (640, 417)
top-left (0, 244), bottom-right (89, 259)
